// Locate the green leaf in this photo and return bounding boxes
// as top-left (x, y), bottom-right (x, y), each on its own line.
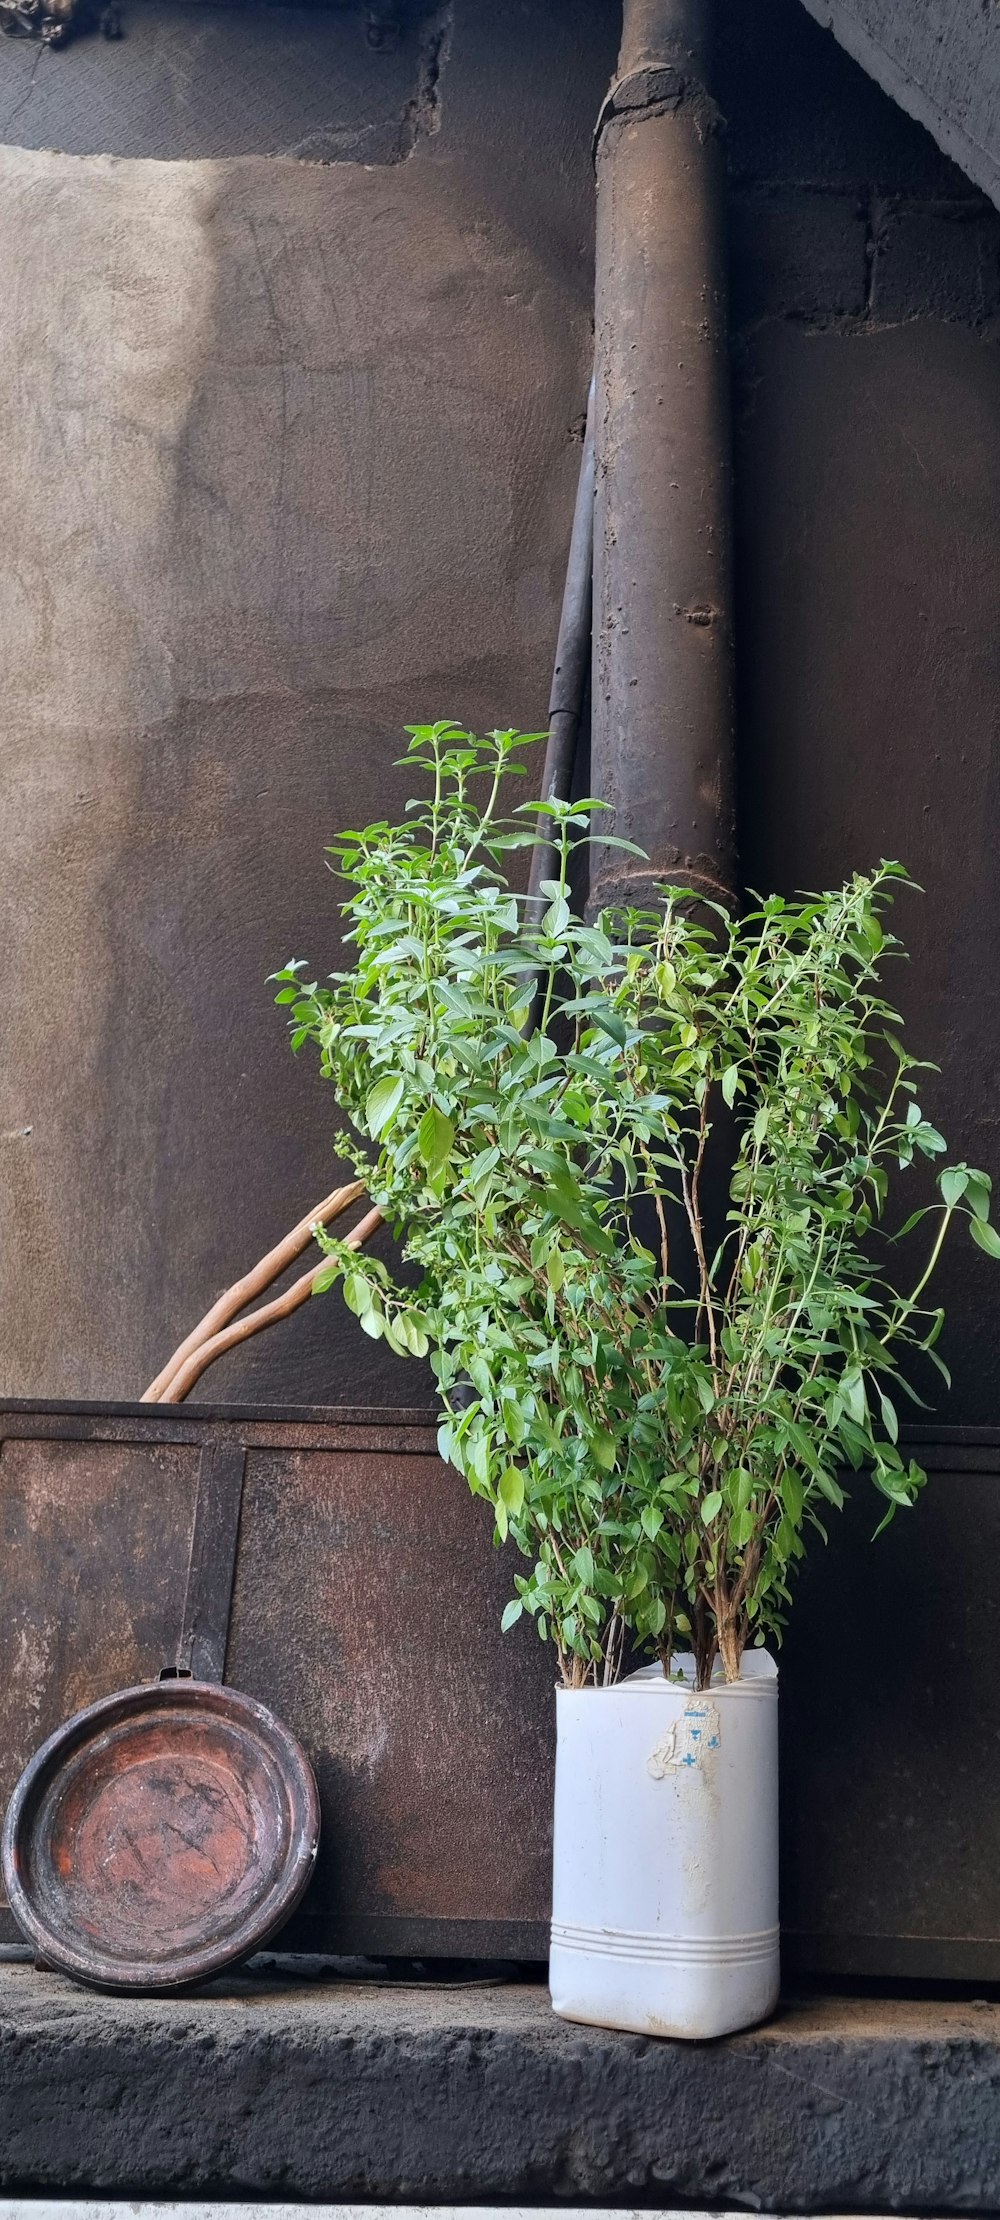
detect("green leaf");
top-left (499, 1466), bottom-right (525, 1516)
top-left (467, 1434), bottom-right (489, 1487)
top-left (542, 894), bottom-right (571, 939)
top-left (939, 1166), bottom-right (969, 1209)
top-left (417, 1104), bottom-right (455, 1177)
top-left (879, 1391), bottom-right (899, 1445)
top-left (311, 1262), bottom-right (340, 1295)
top-left (842, 1368), bottom-right (867, 1426)
top-left (865, 911), bottom-right (883, 954)
top-left (591, 1429), bottom-right (616, 1473)
top-left (366, 1073), bottom-right (405, 1137)
top-left (780, 1469), bottom-right (804, 1523)
top-left (721, 1064), bottom-right (740, 1109)
top-left (701, 1490), bottom-right (723, 1525)
top-left (728, 1466), bottom-right (754, 1512)
top-left (502, 1396), bottom-right (526, 1447)
top-left (342, 1271), bottom-right (369, 1317)
top-left (500, 1598), bottom-right (523, 1632)
top-left (572, 1544), bottom-right (595, 1583)
top-left (399, 1312), bottom-right (430, 1358)
top-left (970, 1215), bottom-right (1000, 1258)
top-left (965, 1170), bottom-right (993, 1222)
top-left (561, 1090), bottom-right (591, 1128)
top-left (545, 1246), bottom-right (565, 1293)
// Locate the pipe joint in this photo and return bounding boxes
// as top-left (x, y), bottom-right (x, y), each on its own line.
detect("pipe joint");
top-left (594, 63), bottom-right (722, 158)
top-left (590, 861), bottom-right (736, 921)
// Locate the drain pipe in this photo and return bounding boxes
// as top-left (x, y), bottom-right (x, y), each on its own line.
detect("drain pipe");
top-left (590, 0), bottom-right (735, 913)
top-left (525, 374), bottom-right (596, 932)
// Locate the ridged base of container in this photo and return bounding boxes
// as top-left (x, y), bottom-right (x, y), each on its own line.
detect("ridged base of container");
top-left (549, 1652), bottom-right (779, 2041)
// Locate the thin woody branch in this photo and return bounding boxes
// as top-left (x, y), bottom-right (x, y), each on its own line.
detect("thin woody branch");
top-left (156, 1205), bottom-right (384, 1404)
top-left (142, 1179), bottom-right (368, 1402)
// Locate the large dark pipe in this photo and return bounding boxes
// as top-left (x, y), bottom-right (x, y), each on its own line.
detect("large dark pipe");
top-left (590, 0), bottom-right (736, 913)
top-left (525, 374), bottom-right (596, 931)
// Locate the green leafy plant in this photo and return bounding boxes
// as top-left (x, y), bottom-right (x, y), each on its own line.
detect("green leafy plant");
top-left (275, 722), bottom-right (998, 1690)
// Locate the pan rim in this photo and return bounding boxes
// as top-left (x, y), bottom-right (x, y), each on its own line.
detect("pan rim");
top-left (0, 1678), bottom-right (320, 1991)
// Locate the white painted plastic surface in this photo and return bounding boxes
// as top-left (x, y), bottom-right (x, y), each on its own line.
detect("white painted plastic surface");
top-left (549, 1651), bottom-right (779, 2040)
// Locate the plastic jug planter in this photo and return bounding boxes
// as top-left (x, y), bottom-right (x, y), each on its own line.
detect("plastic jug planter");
top-left (549, 1651), bottom-right (779, 2040)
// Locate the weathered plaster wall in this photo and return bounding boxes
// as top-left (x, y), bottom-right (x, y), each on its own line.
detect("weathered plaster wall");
top-left (0, 0), bottom-right (618, 1405)
top-left (1, 0), bottom-right (999, 1424)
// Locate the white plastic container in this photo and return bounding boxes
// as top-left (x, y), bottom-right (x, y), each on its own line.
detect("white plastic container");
top-left (549, 1650), bottom-right (779, 2040)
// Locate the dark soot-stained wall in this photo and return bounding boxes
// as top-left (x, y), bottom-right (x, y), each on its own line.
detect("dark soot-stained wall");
top-left (1, 0), bottom-right (999, 1419)
top-left (723, 1), bottom-right (1000, 1425)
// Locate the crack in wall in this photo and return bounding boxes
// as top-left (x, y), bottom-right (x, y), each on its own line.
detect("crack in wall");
top-left (397, 0), bottom-right (451, 159)
top-left (862, 186), bottom-right (876, 317)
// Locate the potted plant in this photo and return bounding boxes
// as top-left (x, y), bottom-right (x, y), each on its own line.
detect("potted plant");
top-left (274, 721), bottom-right (999, 2040)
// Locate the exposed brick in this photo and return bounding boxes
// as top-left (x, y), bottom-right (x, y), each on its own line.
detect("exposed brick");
top-left (872, 201), bottom-right (1000, 324)
top-left (729, 188), bottom-right (869, 325)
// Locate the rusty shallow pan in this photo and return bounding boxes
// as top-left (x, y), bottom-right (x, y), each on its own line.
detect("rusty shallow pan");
top-left (1, 1677), bottom-right (319, 1990)
top-left (0, 1437), bottom-right (319, 1990)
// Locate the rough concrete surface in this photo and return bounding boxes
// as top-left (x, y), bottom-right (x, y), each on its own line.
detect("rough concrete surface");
top-left (796, 0), bottom-right (1000, 215)
top-left (0, 1961), bottom-right (999, 2208)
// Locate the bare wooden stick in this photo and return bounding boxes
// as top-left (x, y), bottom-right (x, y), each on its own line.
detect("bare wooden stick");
top-left (156, 1205), bottom-right (385, 1405)
top-left (141, 1179), bottom-right (366, 1402)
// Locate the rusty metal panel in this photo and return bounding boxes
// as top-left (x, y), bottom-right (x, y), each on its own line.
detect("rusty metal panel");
top-left (225, 1440), bottom-right (554, 1957)
top-left (6, 1400), bottom-right (999, 1975)
top-left (780, 1432), bottom-right (1000, 1979)
top-left (0, 1403), bottom-right (554, 1960)
top-left (0, 1427), bottom-right (202, 1937)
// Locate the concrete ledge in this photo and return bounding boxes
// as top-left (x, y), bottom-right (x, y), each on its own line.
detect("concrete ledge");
top-left (1, 1959), bottom-right (999, 2209)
